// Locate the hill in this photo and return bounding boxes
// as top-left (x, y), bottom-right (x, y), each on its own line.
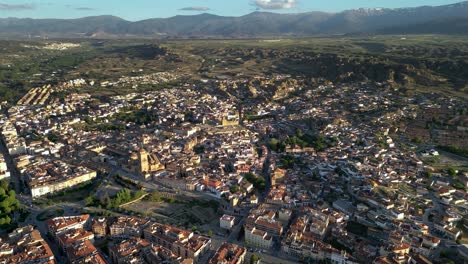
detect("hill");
top-left (0, 1), bottom-right (467, 38)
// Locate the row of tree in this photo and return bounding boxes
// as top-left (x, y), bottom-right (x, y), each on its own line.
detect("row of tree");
top-left (86, 188), bottom-right (146, 209)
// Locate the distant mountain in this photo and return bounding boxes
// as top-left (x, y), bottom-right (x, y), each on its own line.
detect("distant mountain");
top-left (380, 17), bottom-right (468, 35)
top-left (0, 1), bottom-right (467, 38)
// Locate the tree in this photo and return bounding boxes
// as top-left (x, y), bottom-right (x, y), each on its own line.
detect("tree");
top-left (230, 186), bottom-right (240, 193)
top-left (250, 254), bottom-right (260, 264)
top-left (0, 184), bottom-right (20, 226)
top-left (134, 190), bottom-right (147, 199)
top-left (447, 168), bottom-right (457, 177)
top-left (296, 129), bottom-right (304, 138)
top-left (84, 196), bottom-right (95, 206)
top-left (268, 138), bottom-right (280, 152)
top-left (244, 173), bottom-right (266, 191)
top-left (422, 171), bottom-right (432, 178)
top-left (0, 180), bottom-right (9, 190)
top-left (193, 145), bottom-right (205, 154)
top-left (147, 191), bottom-right (161, 202)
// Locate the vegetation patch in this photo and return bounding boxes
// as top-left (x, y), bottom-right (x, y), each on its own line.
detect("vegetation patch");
top-left (0, 181), bottom-right (21, 228)
top-left (37, 208), bottom-right (65, 221)
top-left (438, 145), bottom-right (468, 158)
top-left (244, 173), bottom-right (266, 190)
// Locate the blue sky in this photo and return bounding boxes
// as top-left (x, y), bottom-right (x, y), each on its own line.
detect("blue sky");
top-left (0, 0), bottom-right (464, 21)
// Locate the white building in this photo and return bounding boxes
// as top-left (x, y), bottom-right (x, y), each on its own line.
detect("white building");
top-left (220, 214), bottom-right (235, 230)
top-left (0, 155), bottom-right (10, 181)
top-left (244, 225), bottom-right (273, 249)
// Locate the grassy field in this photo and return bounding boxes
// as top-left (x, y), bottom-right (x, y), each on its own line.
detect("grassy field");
top-left (122, 198), bottom-right (220, 230)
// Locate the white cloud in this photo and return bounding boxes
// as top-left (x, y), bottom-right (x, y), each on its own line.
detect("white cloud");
top-left (179, 6), bottom-right (210, 11)
top-left (0, 3), bottom-right (34, 10)
top-left (255, 0), bottom-right (297, 10)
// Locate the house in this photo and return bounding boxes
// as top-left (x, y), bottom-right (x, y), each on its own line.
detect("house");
top-left (220, 215), bottom-right (235, 230)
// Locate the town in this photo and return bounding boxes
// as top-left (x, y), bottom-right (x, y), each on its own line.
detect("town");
top-left (0, 61), bottom-right (466, 264)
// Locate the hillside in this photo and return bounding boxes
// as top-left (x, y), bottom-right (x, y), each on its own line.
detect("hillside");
top-left (0, 1), bottom-right (467, 38)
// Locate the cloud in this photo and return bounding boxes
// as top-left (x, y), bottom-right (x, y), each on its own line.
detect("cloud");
top-left (0, 3), bottom-right (35, 10)
top-left (179, 6), bottom-right (210, 11)
top-left (255, 0), bottom-right (296, 10)
top-left (64, 4), bottom-right (95, 11)
top-left (75, 7), bottom-right (95, 11)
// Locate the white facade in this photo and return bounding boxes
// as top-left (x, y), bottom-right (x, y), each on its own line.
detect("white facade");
top-left (245, 226), bottom-right (273, 249)
top-left (220, 214), bottom-right (235, 230)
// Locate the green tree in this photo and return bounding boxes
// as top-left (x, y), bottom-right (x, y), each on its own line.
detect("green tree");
top-left (134, 190), bottom-right (147, 199)
top-left (0, 180), bottom-right (9, 190)
top-left (250, 254), bottom-right (260, 264)
top-left (230, 186), bottom-right (240, 193)
top-left (296, 129), bottom-right (304, 138)
top-left (447, 168), bottom-right (457, 177)
top-left (147, 191), bottom-right (161, 202)
top-left (85, 196), bottom-right (95, 206)
top-left (268, 138), bottom-right (280, 152)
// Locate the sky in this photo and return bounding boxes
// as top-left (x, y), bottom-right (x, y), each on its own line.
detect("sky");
top-left (0, 0), bottom-right (464, 21)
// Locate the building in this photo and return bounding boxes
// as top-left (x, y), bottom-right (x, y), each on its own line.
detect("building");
top-left (250, 195), bottom-right (258, 205)
top-left (271, 168), bottom-right (286, 185)
top-left (146, 244), bottom-right (185, 264)
top-left (208, 242), bottom-right (246, 264)
top-left (220, 215), bottom-right (235, 230)
top-left (57, 228), bottom-right (94, 251)
top-left (109, 216), bottom-right (150, 240)
top-left (65, 240), bottom-right (99, 263)
top-left (26, 162), bottom-right (97, 198)
top-left (47, 215), bottom-right (90, 237)
top-left (222, 115), bottom-right (239, 127)
top-left (0, 225), bottom-right (55, 264)
top-left (127, 148), bottom-right (164, 180)
top-left (0, 154), bottom-right (10, 181)
top-left (73, 253), bottom-right (107, 264)
top-left (91, 217), bottom-right (108, 238)
top-left (143, 222), bottom-right (211, 262)
top-left (110, 237), bottom-right (151, 264)
top-left (333, 200), bottom-right (356, 217)
top-left (245, 207), bottom-right (283, 237)
top-left (282, 230), bottom-right (357, 264)
top-left (244, 224), bottom-right (273, 249)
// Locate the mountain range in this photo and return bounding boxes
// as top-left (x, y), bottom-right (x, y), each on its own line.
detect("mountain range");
top-left (1, 1), bottom-right (468, 38)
